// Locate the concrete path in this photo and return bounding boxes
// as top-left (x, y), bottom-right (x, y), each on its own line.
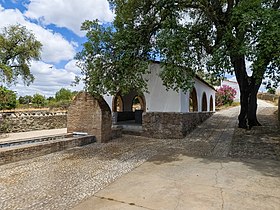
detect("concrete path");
top-left (0, 128), bottom-right (67, 143)
top-left (73, 157), bottom-right (280, 210)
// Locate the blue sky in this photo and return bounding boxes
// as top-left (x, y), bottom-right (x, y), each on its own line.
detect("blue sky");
top-left (0, 0), bottom-right (114, 97)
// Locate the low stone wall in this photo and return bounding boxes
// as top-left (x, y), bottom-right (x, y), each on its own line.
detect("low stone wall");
top-left (0, 135), bottom-right (95, 165)
top-left (258, 93), bottom-right (279, 104)
top-left (142, 112), bottom-right (214, 139)
top-left (0, 111), bottom-right (67, 133)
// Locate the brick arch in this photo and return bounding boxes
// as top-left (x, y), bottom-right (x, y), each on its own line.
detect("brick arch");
top-left (202, 92), bottom-right (207, 111)
top-left (210, 95), bottom-right (214, 111)
top-left (189, 87), bottom-right (198, 112)
top-left (67, 92), bottom-right (112, 143)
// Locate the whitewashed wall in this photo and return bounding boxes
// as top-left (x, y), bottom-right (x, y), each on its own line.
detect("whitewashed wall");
top-left (195, 78), bottom-right (216, 112)
top-left (103, 63), bottom-right (216, 113)
top-left (144, 63), bottom-right (182, 112)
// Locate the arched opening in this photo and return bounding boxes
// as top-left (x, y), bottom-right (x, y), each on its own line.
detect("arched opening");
top-left (112, 94), bottom-right (123, 112)
top-left (112, 91), bottom-right (146, 125)
top-left (189, 88), bottom-right (198, 112)
top-left (202, 92), bottom-right (207, 111)
top-left (132, 95), bottom-right (145, 112)
top-left (210, 95), bottom-right (213, 111)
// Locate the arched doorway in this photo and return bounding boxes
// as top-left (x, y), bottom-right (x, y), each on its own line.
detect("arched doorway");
top-left (189, 88), bottom-right (198, 112)
top-left (112, 94), bottom-right (123, 112)
top-left (131, 95), bottom-right (145, 124)
top-left (210, 95), bottom-right (213, 111)
top-left (202, 92), bottom-right (207, 111)
top-left (112, 91), bottom-right (146, 124)
top-left (132, 95), bottom-right (145, 111)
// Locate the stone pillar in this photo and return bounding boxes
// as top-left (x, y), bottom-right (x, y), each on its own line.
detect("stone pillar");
top-left (67, 92), bottom-right (112, 143)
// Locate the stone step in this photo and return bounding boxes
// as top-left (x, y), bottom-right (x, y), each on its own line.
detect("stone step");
top-left (0, 134), bottom-right (95, 165)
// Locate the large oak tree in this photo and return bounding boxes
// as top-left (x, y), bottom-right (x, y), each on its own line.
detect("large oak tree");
top-left (0, 24), bottom-right (42, 85)
top-left (77, 0), bottom-right (280, 129)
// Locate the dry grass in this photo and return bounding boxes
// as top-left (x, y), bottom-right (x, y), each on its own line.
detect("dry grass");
top-left (216, 102), bottom-right (240, 111)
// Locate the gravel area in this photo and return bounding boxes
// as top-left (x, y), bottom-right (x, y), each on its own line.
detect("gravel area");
top-left (0, 100), bottom-right (279, 210)
top-left (0, 136), bottom-right (173, 210)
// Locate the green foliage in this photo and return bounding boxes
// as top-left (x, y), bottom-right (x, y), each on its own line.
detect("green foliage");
top-left (47, 96), bottom-right (55, 101)
top-left (32, 93), bottom-right (46, 108)
top-left (267, 88), bottom-right (276, 94)
top-left (0, 86), bottom-right (17, 110)
top-left (18, 95), bottom-right (33, 104)
top-left (55, 88), bottom-right (73, 101)
top-left (0, 24), bottom-right (42, 85)
top-left (77, 0), bottom-right (280, 95)
top-left (48, 100), bottom-right (71, 110)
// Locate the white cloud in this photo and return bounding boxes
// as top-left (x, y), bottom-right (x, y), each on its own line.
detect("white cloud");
top-left (25, 0), bottom-right (114, 36)
top-left (11, 61), bottom-right (84, 97)
top-left (65, 60), bottom-right (81, 75)
top-left (0, 6), bottom-right (76, 63)
top-left (0, 5), bottom-right (83, 96)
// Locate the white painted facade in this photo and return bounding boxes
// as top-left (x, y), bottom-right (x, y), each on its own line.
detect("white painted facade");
top-left (104, 63), bottom-right (216, 113)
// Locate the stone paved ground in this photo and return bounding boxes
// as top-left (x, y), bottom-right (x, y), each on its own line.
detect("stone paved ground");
top-left (229, 102), bottom-right (280, 160)
top-left (0, 100), bottom-right (279, 210)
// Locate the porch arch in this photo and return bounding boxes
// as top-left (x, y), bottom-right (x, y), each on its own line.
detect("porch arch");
top-left (202, 92), bottom-right (207, 111)
top-left (210, 95), bottom-right (214, 111)
top-left (189, 87), bottom-right (198, 112)
top-left (112, 94), bottom-right (123, 112)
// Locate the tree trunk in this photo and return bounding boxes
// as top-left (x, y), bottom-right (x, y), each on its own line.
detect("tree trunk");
top-left (247, 80), bottom-right (262, 128)
top-left (232, 56), bottom-right (261, 129)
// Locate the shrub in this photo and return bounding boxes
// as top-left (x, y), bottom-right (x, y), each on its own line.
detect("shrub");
top-left (216, 85), bottom-right (237, 106)
top-left (32, 93), bottom-right (46, 108)
top-left (0, 86), bottom-right (17, 110)
top-left (48, 100), bottom-right (71, 110)
top-left (267, 88), bottom-right (276, 94)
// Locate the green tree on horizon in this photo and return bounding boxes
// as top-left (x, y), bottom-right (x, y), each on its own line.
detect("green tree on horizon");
top-left (32, 93), bottom-right (45, 108)
top-left (0, 86), bottom-right (17, 110)
top-left (55, 88), bottom-right (73, 101)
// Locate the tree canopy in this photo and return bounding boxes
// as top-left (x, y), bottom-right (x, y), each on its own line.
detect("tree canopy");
top-left (55, 88), bottom-right (73, 101)
top-left (77, 0), bottom-right (280, 128)
top-left (32, 93), bottom-right (46, 108)
top-left (0, 86), bottom-right (17, 110)
top-left (0, 24), bottom-right (42, 85)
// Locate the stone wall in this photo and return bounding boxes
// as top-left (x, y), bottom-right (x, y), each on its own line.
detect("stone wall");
top-left (67, 92), bottom-right (112, 143)
top-left (0, 111), bottom-right (67, 133)
top-left (142, 112), bottom-right (214, 139)
top-left (258, 93), bottom-right (279, 104)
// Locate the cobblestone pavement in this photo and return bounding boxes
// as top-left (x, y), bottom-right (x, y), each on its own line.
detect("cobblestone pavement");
top-left (229, 101), bottom-right (280, 160)
top-left (0, 100), bottom-right (278, 210)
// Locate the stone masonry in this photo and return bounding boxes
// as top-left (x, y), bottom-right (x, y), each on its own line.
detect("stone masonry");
top-left (0, 111), bottom-right (66, 133)
top-left (142, 112), bottom-right (214, 139)
top-left (67, 92), bottom-right (112, 143)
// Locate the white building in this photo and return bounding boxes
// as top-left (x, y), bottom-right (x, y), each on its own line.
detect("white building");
top-left (103, 62), bottom-right (216, 134)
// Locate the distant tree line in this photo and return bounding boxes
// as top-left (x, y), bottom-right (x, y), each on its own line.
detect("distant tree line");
top-left (0, 87), bottom-right (78, 111)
